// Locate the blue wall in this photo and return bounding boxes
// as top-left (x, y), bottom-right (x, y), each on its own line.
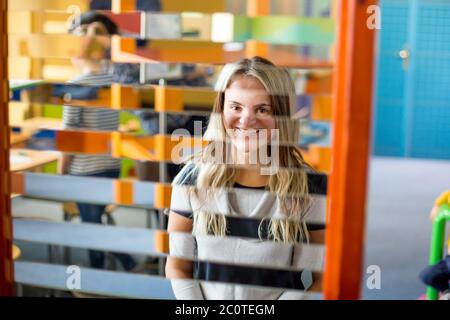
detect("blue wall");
top-left (374, 0), bottom-right (450, 159)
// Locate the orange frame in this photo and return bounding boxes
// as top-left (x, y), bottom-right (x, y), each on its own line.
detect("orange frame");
top-left (0, 0), bottom-right (377, 299)
top-left (0, 0), bottom-right (14, 296)
top-left (324, 0), bottom-right (376, 299)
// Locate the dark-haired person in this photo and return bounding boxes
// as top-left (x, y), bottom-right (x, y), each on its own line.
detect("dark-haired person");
top-left (59, 12), bottom-right (137, 271)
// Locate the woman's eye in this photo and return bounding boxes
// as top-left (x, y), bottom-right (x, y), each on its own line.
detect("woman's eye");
top-left (258, 107), bottom-right (271, 114)
top-left (230, 105), bottom-right (241, 111)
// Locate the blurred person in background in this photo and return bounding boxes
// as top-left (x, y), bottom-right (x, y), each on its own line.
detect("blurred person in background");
top-left (59, 11), bottom-right (137, 271)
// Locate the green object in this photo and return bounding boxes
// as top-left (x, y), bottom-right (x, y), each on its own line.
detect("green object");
top-left (43, 161), bottom-right (57, 174)
top-left (426, 203), bottom-right (450, 300)
top-left (120, 158), bottom-right (135, 179)
top-left (233, 15), bottom-right (252, 42)
top-left (42, 104), bottom-right (63, 118)
top-left (220, 15), bottom-right (335, 45)
top-left (119, 111), bottom-right (143, 133)
top-left (251, 17), bottom-right (335, 45)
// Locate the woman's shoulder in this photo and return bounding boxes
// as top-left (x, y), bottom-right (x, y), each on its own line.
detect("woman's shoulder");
top-left (172, 162), bottom-right (199, 186)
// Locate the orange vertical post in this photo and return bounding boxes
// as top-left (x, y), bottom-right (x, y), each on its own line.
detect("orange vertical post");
top-left (324, 0), bottom-right (377, 299)
top-left (110, 0), bottom-right (137, 58)
top-left (111, 84), bottom-right (139, 110)
top-left (247, 0), bottom-right (270, 15)
top-left (154, 86), bottom-right (183, 112)
top-left (112, 0), bottom-right (136, 13)
top-left (113, 180), bottom-right (134, 206)
top-left (0, 0), bottom-right (14, 296)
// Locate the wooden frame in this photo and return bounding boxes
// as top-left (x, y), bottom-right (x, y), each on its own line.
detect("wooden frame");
top-left (0, 0), bottom-right (14, 296)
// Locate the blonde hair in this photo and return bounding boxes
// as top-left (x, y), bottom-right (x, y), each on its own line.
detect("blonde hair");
top-left (183, 57), bottom-right (312, 244)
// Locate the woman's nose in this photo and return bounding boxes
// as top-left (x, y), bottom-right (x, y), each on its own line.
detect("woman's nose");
top-left (238, 108), bottom-right (257, 127)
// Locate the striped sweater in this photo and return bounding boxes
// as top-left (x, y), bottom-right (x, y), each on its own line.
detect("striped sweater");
top-left (169, 163), bottom-right (327, 300)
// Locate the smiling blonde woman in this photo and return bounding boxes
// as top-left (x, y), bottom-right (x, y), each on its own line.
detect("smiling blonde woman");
top-left (165, 57), bottom-right (327, 300)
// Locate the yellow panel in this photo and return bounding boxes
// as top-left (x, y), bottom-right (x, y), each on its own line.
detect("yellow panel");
top-left (182, 13), bottom-right (212, 41)
top-left (10, 57), bottom-right (78, 81)
top-left (9, 34), bottom-right (106, 58)
top-left (9, 57), bottom-right (32, 79)
top-left (8, 12), bottom-right (32, 34)
top-left (43, 21), bottom-right (70, 34)
top-left (9, 102), bottom-right (30, 126)
top-left (30, 58), bottom-right (43, 79)
top-left (44, 11), bottom-right (72, 21)
top-left (42, 64), bottom-right (78, 81)
top-left (10, 11), bottom-right (77, 35)
top-left (43, 11), bottom-right (72, 34)
top-left (149, 39), bottom-right (224, 50)
top-left (183, 88), bottom-right (216, 108)
top-left (31, 10), bottom-right (45, 33)
top-left (162, 0), bottom-right (225, 13)
top-left (9, 0), bottom-right (88, 11)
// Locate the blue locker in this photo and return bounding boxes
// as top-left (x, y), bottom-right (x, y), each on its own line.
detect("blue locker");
top-left (373, 0), bottom-right (410, 156)
top-left (373, 0), bottom-right (450, 159)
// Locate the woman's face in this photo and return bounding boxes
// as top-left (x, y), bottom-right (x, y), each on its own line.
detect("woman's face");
top-left (222, 76), bottom-right (276, 155)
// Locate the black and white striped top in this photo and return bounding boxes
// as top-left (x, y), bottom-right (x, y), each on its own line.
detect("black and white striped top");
top-left (169, 163), bottom-right (327, 300)
top-left (62, 71), bottom-right (121, 175)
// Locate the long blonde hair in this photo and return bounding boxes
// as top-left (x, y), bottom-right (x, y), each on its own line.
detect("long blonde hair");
top-left (183, 57), bottom-right (312, 244)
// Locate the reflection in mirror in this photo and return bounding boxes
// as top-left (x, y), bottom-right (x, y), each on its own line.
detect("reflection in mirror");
top-left (13, 220), bottom-right (320, 299)
top-left (10, 169), bottom-right (326, 213)
top-left (10, 58), bottom-right (332, 89)
top-left (8, 2), bottom-right (333, 300)
top-left (161, 56), bottom-right (328, 299)
top-left (9, 103), bottom-right (330, 148)
top-left (9, 0), bottom-right (330, 16)
top-left (9, 8), bottom-right (334, 44)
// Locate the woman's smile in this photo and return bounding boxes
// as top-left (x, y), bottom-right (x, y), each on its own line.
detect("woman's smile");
top-left (234, 128), bottom-right (263, 135)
